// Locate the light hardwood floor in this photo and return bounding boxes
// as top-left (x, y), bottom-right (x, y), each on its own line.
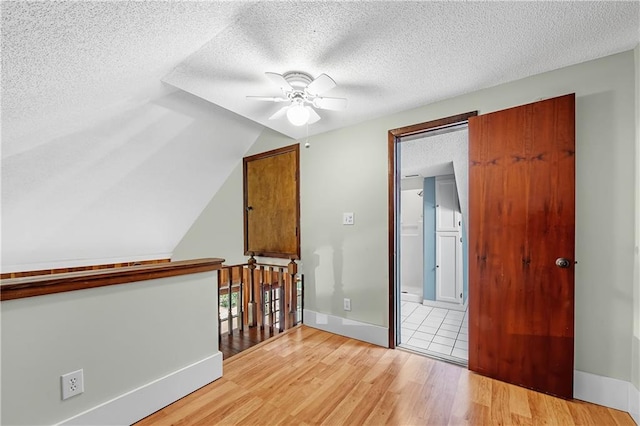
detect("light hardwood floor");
top-left (137, 326), bottom-right (634, 425)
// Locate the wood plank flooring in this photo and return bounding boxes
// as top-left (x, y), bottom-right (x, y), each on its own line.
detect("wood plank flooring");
top-left (219, 326), bottom-right (283, 359)
top-left (137, 326), bottom-right (634, 426)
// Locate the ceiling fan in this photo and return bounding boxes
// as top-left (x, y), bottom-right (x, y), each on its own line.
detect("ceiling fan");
top-left (247, 71), bottom-right (348, 126)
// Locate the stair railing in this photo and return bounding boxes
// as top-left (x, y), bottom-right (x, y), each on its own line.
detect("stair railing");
top-left (218, 255), bottom-right (302, 338)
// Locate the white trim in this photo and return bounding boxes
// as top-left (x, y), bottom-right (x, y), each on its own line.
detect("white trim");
top-left (303, 309), bottom-right (388, 347)
top-left (56, 352), bottom-right (223, 426)
top-left (629, 381), bottom-right (639, 424)
top-left (574, 370), bottom-right (636, 416)
top-left (401, 292), bottom-right (422, 303)
top-left (422, 299), bottom-right (467, 312)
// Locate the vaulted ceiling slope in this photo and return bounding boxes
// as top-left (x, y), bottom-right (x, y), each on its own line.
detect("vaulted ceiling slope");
top-left (1, 1), bottom-right (638, 271)
top-left (1, 1), bottom-right (265, 271)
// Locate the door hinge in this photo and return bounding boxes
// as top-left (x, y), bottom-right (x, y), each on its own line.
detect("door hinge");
top-left (460, 237), bottom-right (462, 242)
top-left (295, 227), bottom-right (298, 236)
top-left (460, 293), bottom-right (463, 298)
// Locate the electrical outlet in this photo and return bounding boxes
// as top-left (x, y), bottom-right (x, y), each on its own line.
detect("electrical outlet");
top-left (61, 369), bottom-right (84, 400)
top-left (343, 212), bottom-right (354, 225)
top-left (344, 298), bottom-right (351, 311)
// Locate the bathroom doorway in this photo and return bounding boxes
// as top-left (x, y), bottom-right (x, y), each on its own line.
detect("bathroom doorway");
top-left (388, 112), bottom-right (477, 365)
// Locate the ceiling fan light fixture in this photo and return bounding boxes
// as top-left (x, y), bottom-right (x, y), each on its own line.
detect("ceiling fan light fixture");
top-left (250, 71), bottom-right (347, 127)
top-left (286, 103), bottom-right (310, 126)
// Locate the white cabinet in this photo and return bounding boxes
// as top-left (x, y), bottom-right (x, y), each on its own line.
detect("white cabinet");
top-left (435, 232), bottom-right (462, 303)
top-left (436, 176), bottom-right (460, 232)
top-left (435, 175), bottom-right (463, 303)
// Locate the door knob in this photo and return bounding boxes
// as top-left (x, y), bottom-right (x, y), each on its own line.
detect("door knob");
top-left (555, 258), bottom-right (571, 268)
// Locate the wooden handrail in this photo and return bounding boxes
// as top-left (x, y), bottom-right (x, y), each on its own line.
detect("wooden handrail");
top-left (0, 258), bottom-right (171, 280)
top-left (0, 258), bottom-right (224, 301)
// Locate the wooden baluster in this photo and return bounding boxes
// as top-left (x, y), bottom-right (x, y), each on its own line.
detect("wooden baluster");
top-left (237, 265), bottom-right (244, 333)
top-left (278, 267), bottom-right (285, 332)
top-left (227, 265), bottom-right (233, 336)
top-left (283, 272), bottom-right (290, 330)
top-left (273, 268), bottom-right (277, 329)
top-left (243, 267), bottom-right (249, 326)
top-left (259, 265), bottom-right (265, 330)
top-left (264, 268), bottom-right (268, 329)
top-left (262, 266), bottom-right (271, 328)
top-left (247, 254), bottom-right (257, 327)
top-left (261, 266), bottom-right (266, 330)
top-left (268, 267), bottom-right (275, 329)
top-left (217, 269), bottom-right (222, 342)
top-left (265, 267), bottom-right (269, 329)
top-left (288, 259), bottom-right (298, 325)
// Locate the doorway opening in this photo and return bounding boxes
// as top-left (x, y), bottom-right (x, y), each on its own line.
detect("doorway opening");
top-left (387, 112), bottom-right (477, 366)
top-left (398, 125), bottom-right (469, 364)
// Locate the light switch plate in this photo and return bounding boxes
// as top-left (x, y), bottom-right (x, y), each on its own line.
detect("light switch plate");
top-left (344, 298), bottom-right (351, 311)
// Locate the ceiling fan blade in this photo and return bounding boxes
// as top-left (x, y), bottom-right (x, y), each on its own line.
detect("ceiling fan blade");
top-left (313, 97), bottom-right (348, 111)
top-left (265, 72), bottom-right (293, 92)
top-left (246, 96), bottom-right (288, 102)
top-left (305, 73), bottom-right (336, 96)
top-left (269, 105), bottom-right (290, 120)
top-left (306, 106), bottom-right (321, 124)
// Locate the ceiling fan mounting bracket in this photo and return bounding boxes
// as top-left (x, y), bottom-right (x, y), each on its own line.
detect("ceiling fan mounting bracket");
top-left (289, 92), bottom-right (305, 103)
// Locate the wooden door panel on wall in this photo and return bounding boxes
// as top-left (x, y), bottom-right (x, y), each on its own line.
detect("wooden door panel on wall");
top-left (468, 94), bottom-right (575, 398)
top-left (244, 144), bottom-right (300, 259)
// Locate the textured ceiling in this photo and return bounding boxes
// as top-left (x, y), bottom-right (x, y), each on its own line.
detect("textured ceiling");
top-left (4, 1), bottom-right (639, 147)
top-left (1, 1), bottom-right (254, 157)
top-left (163, 1), bottom-right (640, 139)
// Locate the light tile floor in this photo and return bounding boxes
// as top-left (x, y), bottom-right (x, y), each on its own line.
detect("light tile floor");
top-left (399, 301), bottom-right (468, 364)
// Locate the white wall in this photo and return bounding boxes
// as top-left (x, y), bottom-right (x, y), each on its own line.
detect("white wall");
top-left (633, 43), bottom-right (640, 393)
top-left (400, 188), bottom-right (423, 296)
top-left (178, 51), bottom-right (637, 384)
top-left (171, 128), bottom-right (295, 265)
top-left (1, 271), bottom-right (220, 425)
top-left (302, 51), bottom-right (635, 382)
top-left (1, 87), bottom-right (263, 272)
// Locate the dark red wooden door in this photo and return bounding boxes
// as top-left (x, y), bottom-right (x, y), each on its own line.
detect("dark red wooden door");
top-left (468, 94), bottom-right (575, 398)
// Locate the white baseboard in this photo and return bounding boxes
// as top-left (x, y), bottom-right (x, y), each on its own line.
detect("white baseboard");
top-left (574, 370), bottom-right (638, 420)
top-left (56, 352), bottom-right (223, 426)
top-left (303, 309), bottom-right (388, 347)
top-left (629, 381), bottom-right (639, 424)
top-left (422, 299), bottom-right (467, 312)
top-left (401, 292), bottom-right (422, 303)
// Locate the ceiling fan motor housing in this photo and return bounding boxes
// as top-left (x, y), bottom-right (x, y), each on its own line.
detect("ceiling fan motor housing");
top-left (282, 71), bottom-right (313, 89)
